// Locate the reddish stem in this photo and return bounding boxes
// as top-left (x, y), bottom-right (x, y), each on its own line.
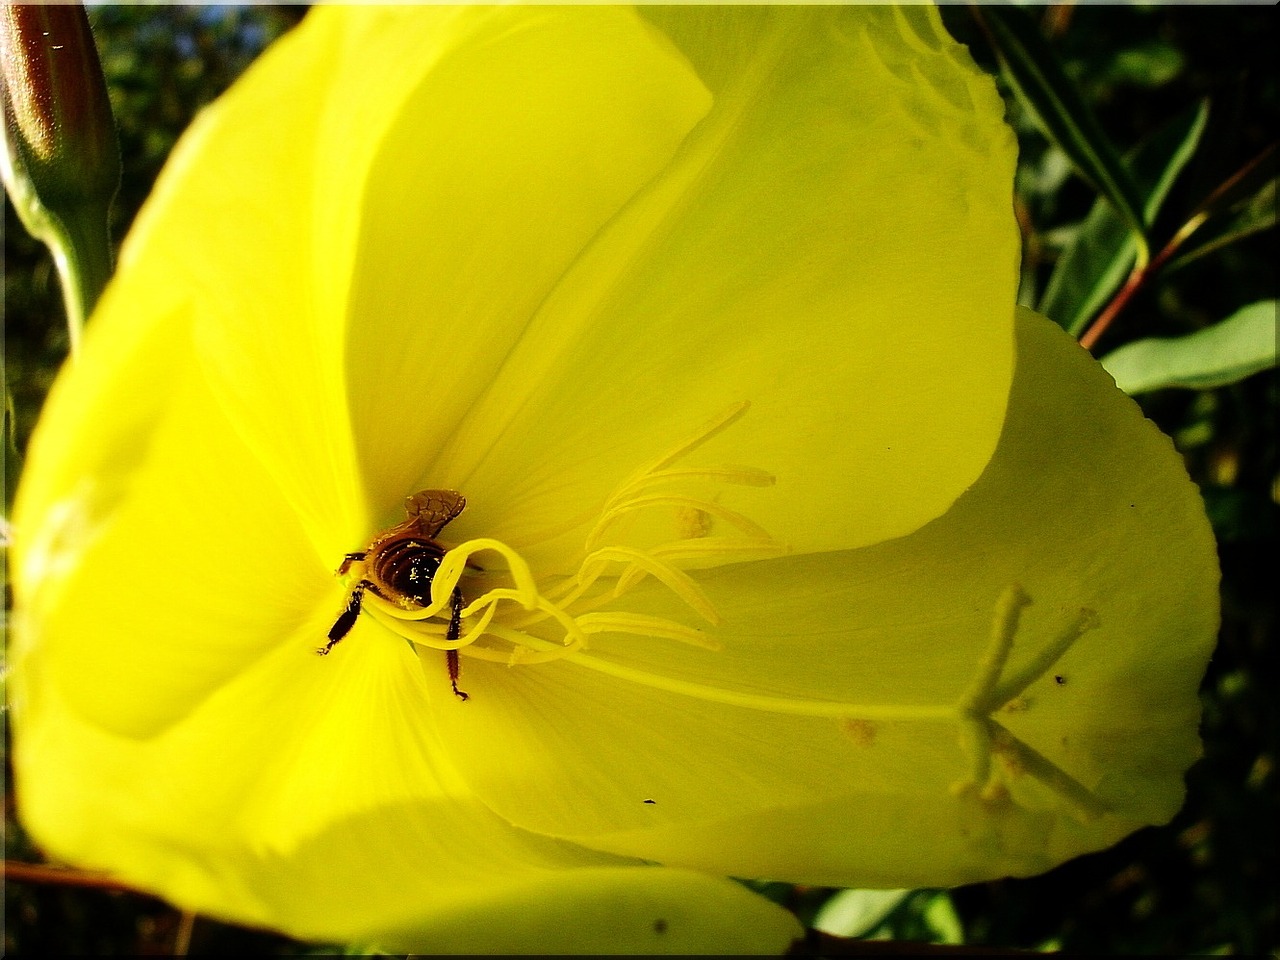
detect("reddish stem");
top-left (790, 930), bottom-right (1042, 957)
top-left (1078, 231), bottom-right (1182, 352)
top-left (3, 858), bottom-right (134, 892)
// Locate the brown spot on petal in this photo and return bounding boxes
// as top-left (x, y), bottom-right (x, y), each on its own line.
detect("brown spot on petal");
top-left (840, 717), bottom-right (878, 747)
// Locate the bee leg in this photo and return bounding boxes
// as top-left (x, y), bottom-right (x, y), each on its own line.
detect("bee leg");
top-left (446, 586), bottom-right (468, 701)
top-left (318, 581), bottom-right (370, 655)
top-left (336, 552), bottom-right (366, 576)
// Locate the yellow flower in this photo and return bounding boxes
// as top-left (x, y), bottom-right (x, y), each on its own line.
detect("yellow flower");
top-left (7, 6), bottom-right (1217, 953)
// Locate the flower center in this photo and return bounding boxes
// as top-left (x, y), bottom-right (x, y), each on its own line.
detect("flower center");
top-left (341, 405), bottom-right (1112, 818)
top-left (355, 401), bottom-right (789, 669)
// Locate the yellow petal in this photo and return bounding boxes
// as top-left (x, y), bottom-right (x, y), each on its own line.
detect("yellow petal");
top-left (10, 609), bottom-right (633, 941)
top-left (13, 3), bottom-right (1186, 941)
top-left (88, 11), bottom-right (376, 559)
top-left (429, 309), bottom-right (1216, 886)
top-left (13, 573), bottom-right (800, 949)
top-left (340, 6), bottom-right (713, 517)
top-left (11, 338), bottom-right (324, 736)
top-left (41, 9), bottom-right (630, 563)
top-left (420, 646), bottom-right (905, 837)
top-left (421, 6), bottom-right (1019, 573)
top-left (376, 867), bottom-right (801, 955)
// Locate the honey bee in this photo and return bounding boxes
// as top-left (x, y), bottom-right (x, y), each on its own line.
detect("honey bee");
top-left (319, 489), bottom-right (469, 701)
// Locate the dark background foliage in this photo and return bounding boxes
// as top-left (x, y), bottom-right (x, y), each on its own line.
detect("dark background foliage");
top-left (4, 4), bottom-right (1276, 955)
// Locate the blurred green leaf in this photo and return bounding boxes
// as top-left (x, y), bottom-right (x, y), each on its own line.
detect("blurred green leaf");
top-left (1100, 300), bottom-right (1278, 394)
top-left (1201, 487), bottom-right (1280, 544)
top-left (922, 892), bottom-right (964, 946)
top-left (4, 374), bottom-right (22, 514)
top-left (1099, 39), bottom-right (1185, 89)
top-left (1040, 100), bottom-right (1209, 336)
top-left (979, 4), bottom-right (1147, 253)
top-left (812, 889), bottom-right (911, 939)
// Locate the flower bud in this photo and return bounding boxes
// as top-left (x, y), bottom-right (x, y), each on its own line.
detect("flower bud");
top-left (1, 3), bottom-right (120, 208)
top-left (2, 3), bottom-right (120, 347)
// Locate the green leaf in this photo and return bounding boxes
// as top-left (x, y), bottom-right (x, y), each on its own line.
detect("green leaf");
top-left (812, 888), bottom-right (911, 939)
top-left (1167, 174), bottom-right (1277, 274)
top-left (1100, 300), bottom-right (1278, 394)
top-left (1185, 141), bottom-right (1277, 225)
top-left (1040, 99), bottom-right (1209, 336)
top-left (979, 5), bottom-right (1147, 253)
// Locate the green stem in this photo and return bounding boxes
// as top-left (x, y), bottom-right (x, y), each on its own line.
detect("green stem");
top-left (42, 198), bottom-right (114, 356)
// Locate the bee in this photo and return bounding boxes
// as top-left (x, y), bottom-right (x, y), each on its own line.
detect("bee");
top-left (319, 489), bottom-right (469, 701)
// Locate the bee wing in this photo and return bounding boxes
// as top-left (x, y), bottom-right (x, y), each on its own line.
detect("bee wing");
top-left (405, 489), bottom-right (466, 537)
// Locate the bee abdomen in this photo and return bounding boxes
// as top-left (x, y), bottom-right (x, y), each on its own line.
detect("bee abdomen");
top-left (373, 537), bottom-right (445, 607)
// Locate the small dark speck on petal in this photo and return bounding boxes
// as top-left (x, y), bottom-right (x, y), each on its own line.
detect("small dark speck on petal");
top-left (654, 918), bottom-right (668, 935)
top-left (643, 798), bottom-right (656, 804)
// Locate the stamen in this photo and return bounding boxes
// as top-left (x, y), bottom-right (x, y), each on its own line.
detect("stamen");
top-left (443, 538), bottom-right (541, 611)
top-left (561, 651), bottom-right (959, 720)
top-left (531, 536), bottom-right (787, 619)
top-left (453, 600), bottom-right (500, 647)
top-left (490, 624), bottom-right (586, 666)
top-left (470, 587), bottom-right (588, 650)
top-left (577, 546), bottom-right (720, 624)
top-left (335, 402), bottom-right (788, 705)
top-left (450, 642), bottom-right (520, 665)
top-left (370, 537), bottom-right (541, 622)
top-left (607, 401), bottom-right (753, 503)
top-left (623, 465), bottom-right (777, 495)
top-left (618, 538), bottom-right (791, 584)
top-left (506, 642), bottom-right (586, 666)
top-left (364, 604), bottom-right (446, 650)
top-left (576, 612), bottom-right (724, 651)
top-left (367, 595), bottom-right (500, 653)
top-left (586, 494), bottom-right (774, 553)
